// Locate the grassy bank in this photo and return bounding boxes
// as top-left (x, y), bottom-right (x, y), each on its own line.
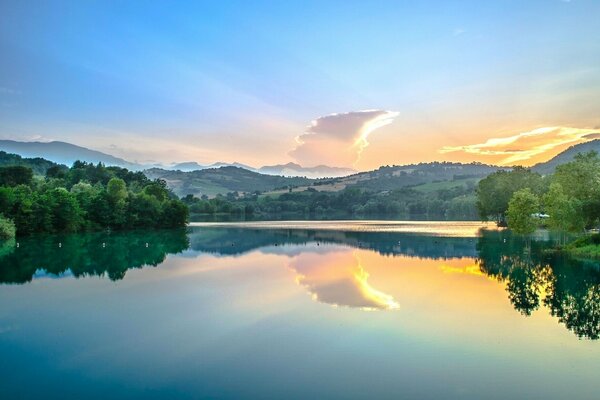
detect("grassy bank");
top-left (566, 234), bottom-right (600, 259)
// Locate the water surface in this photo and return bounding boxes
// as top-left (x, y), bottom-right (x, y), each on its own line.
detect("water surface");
top-left (1, 222), bottom-right (599, 399)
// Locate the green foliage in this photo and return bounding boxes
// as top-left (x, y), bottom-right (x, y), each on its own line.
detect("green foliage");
top-left (0, 215), bottom-right (16, 240)
top-left (507, 188), bottom-right (540, 235)
top-left (183, 184), bottom-right (479, 220)
top-left (0, 166), bottom-right (33, 187)
top-left (0, 151), bottom-right (61, 175)
top-left (476, 167), bottom-right (544, 223)
top-left (543, 183), bottom-right (585, 234)
top-left (552, 151), bottom-right (600, 227)
top-left (0, 159), bottom-right (189, 236)
top-left (553, 151), bottom-right (600, 201)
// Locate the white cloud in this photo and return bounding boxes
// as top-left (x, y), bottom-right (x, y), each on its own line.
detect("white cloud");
top-left (289, 110), bottom-right (399, 167)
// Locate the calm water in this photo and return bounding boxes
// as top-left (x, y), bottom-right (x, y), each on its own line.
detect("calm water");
top-left (1, 221), bottom-right (599, 399)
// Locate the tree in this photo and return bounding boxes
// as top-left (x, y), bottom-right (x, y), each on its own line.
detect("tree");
top-left (543, 183), bottom-right (585, 242)
top-left (0, 166), bottom-right (33, 187)
top-left (160, 199), bottom-right (189, 228)
top-left (0, 215), bottom-right (16, 240)
top-left (552, 151), bottom-right (600, 227)
top-left (507, 188), bottom-right (540, 235)
top-left (46, 188), bottom-right (83, 232)
top-left (476, 167), bottom-right (544, 224)
top-left (107, 177), bottom-right (127, 203)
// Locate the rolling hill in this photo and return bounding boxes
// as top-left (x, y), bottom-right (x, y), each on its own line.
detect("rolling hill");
top-left (0, 151), bottom-right (64, 175)
top-left (532, 139), bottom-right (600, 174)
top-left (0, 140), bottom-right (141, 170)
top-left (144, 166), bottom-right (315, 197)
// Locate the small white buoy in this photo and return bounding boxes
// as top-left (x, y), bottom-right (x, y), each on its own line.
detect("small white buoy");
top-left (59, 242), bottom-right (62, 248)
top-left (145, 242), bottom-right (148, 248)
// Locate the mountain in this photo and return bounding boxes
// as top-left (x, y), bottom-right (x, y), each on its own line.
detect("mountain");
top-left (170, 161), bottom-right (256, 172)
top-left (0, 140), bottom-right (142, 169)
top-left (144, 166), bottom-right (314, 197)
top-left (0, 151), bottom-right (64, 175)
top-left (532, 139), bottom-right (600, 175)
top-left (258, 162), bottom-right (356, 178)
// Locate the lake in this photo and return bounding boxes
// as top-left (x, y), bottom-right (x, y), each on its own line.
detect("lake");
top-left (1, 221), bottom-right (599, 399)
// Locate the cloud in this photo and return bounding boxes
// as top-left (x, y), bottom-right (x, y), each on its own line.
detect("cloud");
top-left (453, 28), bottom-right (466, 36)
top-left (289, 249), bottom-right (399, 310)
top-left (289, 110), bottom-right (399, 168)
top-left (439, 126), bottom-right (600, 165)
top-left (0, 86), bottom-right (19, 95)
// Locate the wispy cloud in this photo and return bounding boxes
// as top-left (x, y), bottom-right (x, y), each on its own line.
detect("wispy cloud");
top-left (439, 126), bottom-right (600, 165)
top-left (0, 86), bottom-right (20, 95)
top-left (289, 110), bottom-right (399, 167)
top-left (453, 28), bottom-right (466, 37)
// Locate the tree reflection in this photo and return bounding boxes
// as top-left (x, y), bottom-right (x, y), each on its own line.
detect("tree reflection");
top-left (0, 229), bottom-right (189, 284)
top-left (477, 230), bottom-right (600, 339)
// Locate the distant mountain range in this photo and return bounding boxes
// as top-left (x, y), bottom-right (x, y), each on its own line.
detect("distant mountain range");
top-left (257, 162), bottom-right (355, 178)
top-left (3, 138), bottom-right (600, 197)
top-left (0, 140), bottom-right (353, 178)
top-left (170, 161), bottom-right (256, 172)
top-left (0, 140), bottom-right (142, 170)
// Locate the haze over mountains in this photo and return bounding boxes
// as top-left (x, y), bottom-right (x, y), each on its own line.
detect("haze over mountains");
top-left (0, 140), bottom-right (354, 178)
top-left (2, 138), bottom-right (600, 198)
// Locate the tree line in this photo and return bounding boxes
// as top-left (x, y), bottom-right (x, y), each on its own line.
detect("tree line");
top-left (477, 151), bottom-right (600, 239)
top-left (182, 185), bottom-right (479, 220)
top-left (0, 161), bottom-right (188, 237)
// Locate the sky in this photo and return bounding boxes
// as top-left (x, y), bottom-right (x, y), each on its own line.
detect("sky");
top-left (0, 0), bottom-right (599, 170)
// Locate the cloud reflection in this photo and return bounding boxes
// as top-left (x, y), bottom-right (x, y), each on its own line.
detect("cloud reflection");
top-left (289, 248), bottom-right (399, 310)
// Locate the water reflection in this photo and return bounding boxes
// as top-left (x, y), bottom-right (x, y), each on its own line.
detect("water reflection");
top-left (0, 229), bottom-right (189, 284)
top-left (477, 230), bottom-right (600, 339)
top-left (289, 248), bottom-right (399, 310)
top-left (1, 225), bottom-right (599, 339)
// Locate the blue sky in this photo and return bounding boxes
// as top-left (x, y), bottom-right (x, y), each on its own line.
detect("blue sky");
top-left (1, 0), bottom-right (599, 168)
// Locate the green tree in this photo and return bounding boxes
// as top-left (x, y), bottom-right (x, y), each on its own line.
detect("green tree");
top-left (107, 177), bottom-right (128, 202)
top-left (0, 215), bottom-right (16, 240)
top-left (46, 188), bottom-right (83, 232)
top-left (0, 166), bottom-right (33, 187)
top-left (160, 199), bottom-right (189, 228)
top-left (543, 183), bottom-right (585, 242)
top-left (507, 188), bottom-right (540, 235)
top-left (553, 151), bottom-right (600, 227)
top-left (476, 167), bottom-right (544, 224)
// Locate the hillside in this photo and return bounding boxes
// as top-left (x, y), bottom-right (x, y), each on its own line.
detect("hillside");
top-left (0, 151), bottom-right (64, 175)
top-left (532, 139), bottom-right (600, 175)
top-left (170, 161), bottom-right (256, 172)
top-left (258, 163), bottom-right (356, 178)
top-left (144, 166), bottom-right (314, 197)
top-left (262, 161), bottom-right (504, 197)
top-left (0, 140), bottom-right (141, 169)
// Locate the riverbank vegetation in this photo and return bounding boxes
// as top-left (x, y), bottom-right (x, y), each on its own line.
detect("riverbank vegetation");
top-left (183, 184), bottom-right (479, 220)
top-left (0, 161), bottom-right (188, 236)
top-left (477, 151), bottom-right (600, 256)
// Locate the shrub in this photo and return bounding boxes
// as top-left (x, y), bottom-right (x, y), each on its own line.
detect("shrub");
top-left (0, 215), bottom-right (16, 240)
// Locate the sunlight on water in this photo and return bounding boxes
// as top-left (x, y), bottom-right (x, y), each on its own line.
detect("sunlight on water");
top-left (190, 220), bottom-right (499, 237)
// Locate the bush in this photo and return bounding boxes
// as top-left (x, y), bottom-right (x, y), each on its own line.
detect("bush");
top-left (0, 215), bottom-right (16, 240)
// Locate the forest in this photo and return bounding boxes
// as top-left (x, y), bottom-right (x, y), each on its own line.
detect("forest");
top-left (182, 183), bottom-right (479, 220)
top-left (0, 161), bottom-right (188, 237)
